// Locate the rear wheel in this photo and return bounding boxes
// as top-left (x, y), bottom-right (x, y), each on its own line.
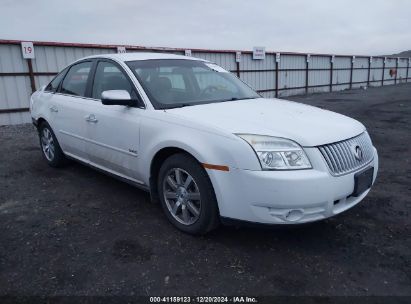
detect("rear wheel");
top-left (158, 153), bottom-right (220, 235)
top-left (38, 122), bottom-right (67, 167)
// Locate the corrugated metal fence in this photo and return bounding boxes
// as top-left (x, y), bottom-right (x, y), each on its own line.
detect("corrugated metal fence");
top-left (1, 39), bottom-right (410, 125)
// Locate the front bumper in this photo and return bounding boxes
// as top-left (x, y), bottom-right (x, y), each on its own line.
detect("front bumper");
top-left (206, 147), bottom-right (378, 224)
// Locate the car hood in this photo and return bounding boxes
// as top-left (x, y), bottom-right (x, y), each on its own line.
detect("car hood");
top-left (165, 98), bottom-right (365, 147)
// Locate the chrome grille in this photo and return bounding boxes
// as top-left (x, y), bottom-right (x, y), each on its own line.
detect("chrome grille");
top-left (318, 132), bottom-right (374, 176)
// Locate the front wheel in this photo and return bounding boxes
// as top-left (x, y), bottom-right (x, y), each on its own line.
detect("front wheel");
top-left (157, 153), bottom-right (220, 235)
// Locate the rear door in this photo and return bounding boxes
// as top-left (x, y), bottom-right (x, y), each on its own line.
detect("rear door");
top-left (84, 59), bottom-right (145, 183)
top-left (49, 61), bottom-right (94, 162)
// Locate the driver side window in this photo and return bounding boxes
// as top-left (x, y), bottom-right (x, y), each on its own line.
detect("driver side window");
top-left (92, 61), bottom-right (137, 100)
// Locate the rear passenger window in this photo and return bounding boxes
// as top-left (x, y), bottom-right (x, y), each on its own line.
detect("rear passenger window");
top-left (60, 62), bottom-right (92, 97)
top-left (45, 68), bottom-right (68, 92)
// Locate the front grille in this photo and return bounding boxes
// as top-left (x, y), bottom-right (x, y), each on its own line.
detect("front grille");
top-left (318, 132), bottom-right (374, 176)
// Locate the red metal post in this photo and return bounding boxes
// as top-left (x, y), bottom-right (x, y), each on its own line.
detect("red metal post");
top-left (27, 59), bottom-right (36, 93)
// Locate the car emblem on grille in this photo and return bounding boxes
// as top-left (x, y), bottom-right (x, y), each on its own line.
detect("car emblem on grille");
top-left (352, 145), bottom-right (363, 161)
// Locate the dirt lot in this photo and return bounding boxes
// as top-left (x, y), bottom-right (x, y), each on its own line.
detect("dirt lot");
top-left (0, 84), bottom-right (410, 297)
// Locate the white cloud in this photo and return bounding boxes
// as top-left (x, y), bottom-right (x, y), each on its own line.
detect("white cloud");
top-left (0, 0), bottom-right (409, 55)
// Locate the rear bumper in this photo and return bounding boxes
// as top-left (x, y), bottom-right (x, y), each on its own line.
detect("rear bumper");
top-left (206, 147), bottom-right (378, 224)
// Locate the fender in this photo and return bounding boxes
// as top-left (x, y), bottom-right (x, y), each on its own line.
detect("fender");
top-left (138, 114), bottom-right (262, 186)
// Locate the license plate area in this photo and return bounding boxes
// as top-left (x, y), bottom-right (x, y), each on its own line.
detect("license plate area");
top-left (352, 167), bottom-right (374, 197)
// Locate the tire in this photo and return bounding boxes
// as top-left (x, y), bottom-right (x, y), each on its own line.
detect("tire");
top-left (157, 153), bottom-right (220, 235)
top-left (38, 121), bottom-right (68, 167)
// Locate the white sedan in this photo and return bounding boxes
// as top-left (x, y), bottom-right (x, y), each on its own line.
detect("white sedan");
top-left (30, 53), bottom-right (378, 234)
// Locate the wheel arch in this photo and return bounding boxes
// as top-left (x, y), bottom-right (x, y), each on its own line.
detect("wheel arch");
top-left (34, 117), bottom-right (48, 131)
top-left (149, 146), bottom-right (202, 202)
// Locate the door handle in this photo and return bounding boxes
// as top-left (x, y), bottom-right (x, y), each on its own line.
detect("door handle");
top-left (49, 105), bottom-right (58, 113)
top-left (85, 114), bottom-right (98, 123)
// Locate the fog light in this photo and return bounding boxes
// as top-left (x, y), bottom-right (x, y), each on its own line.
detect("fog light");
top-left (284, 209), bottom-right (304, 221)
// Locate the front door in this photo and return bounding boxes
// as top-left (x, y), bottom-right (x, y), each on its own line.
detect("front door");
top-left (84, 60), bottom-right (144, 183)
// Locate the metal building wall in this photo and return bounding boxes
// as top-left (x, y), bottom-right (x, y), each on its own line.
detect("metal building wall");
top-left (384, 58), bottom-right (396, 86)
top-left (0, 39), bottom-right (410, 125)
top-left (352, 57), bottom-right (369, 89)
top-left (279, 54), bottom-right (306, 97)
top-left (0, 43), bottom-right (32, 125)
top-left (332, 56), bottom-right (351, 91)
top-left (408, 60), bottom-right (411, 82)
top-left (370, 57), bottom-right (384, 86)
top-left (398, 58), bottom-right (408, 82)
top-left (308, 55), bottom-right (331, 94)
top-left (192, 52), bottom-right (236, 71)
top-left (0, 43), bottom-right (119, 125)
top-left (241, 52), bottom-right (276, 98)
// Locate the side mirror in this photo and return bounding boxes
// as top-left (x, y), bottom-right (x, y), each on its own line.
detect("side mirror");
top-left (101, 90), bottom-right (136, 106)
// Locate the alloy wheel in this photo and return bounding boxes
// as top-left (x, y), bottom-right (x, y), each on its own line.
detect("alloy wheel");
top-left (162, 168), bottom-right (202, 225)
top-left (41, 127), bottom-right (55, 161)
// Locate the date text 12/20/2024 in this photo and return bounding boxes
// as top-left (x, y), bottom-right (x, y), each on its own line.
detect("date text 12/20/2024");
top-left (150, 296), bottom-right (258, 303)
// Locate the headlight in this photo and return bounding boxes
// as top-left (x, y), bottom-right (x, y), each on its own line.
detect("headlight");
top-left (236, 134), bottom-right (312, 170)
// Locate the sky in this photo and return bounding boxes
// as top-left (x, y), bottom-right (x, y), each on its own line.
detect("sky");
top-left (0, 0), bottom-right (410, 56)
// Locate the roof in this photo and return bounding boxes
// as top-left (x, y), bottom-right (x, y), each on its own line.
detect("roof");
top-left (84, 52), bottom-right (208, 62)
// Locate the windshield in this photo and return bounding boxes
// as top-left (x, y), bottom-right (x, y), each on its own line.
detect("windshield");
top-left (126, 59), bottom-right (260, 109)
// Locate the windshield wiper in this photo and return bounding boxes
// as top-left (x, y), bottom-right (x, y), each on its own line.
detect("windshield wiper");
top-left (163, 97), bottom-right (260, 109)
top-left (165, 103), bottom-right (192, 109)
top-left (222, 96), bottom-right (259, 102)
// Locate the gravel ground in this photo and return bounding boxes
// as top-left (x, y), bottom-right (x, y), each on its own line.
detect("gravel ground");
top-left (0, 84), bottom-right (410, 297)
